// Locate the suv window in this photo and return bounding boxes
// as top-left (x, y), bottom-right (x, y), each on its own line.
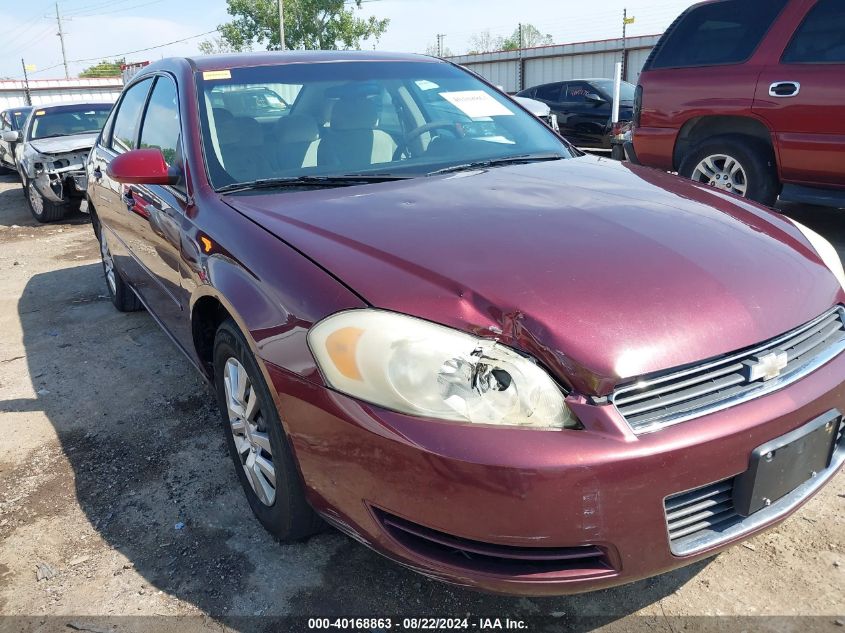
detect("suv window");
top-left (650, 0), bottom-right (788, 69)
top-left (139, 76), bottom-right (185, 192)
top-left (112, 78), bottom-right (153, 153)
top-left (782, 0), bottom-right (845, 64)
top-left (534, 83), bottom-right (562, 102)
top-left (0, 112), bottom-right (9, 131)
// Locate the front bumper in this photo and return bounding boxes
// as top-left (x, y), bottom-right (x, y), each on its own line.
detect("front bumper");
top-left (33, 168), bottom-right (88, 203)
top-left (266, 349), bottom-right (845, 596)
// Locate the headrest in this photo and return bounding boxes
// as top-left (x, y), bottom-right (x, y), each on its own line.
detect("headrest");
top-left (331, 95), bottom-right (379, 131)
top-left (213, 108), bottom-right (234, 124)
top-left (276, 114), bottom-right (319, 144)
top-left (217, 117), bottom-right (263, 147)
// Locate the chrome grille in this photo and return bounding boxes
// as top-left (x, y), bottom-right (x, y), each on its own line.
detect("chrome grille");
top-left (612, 307), bottom-right (845, 434)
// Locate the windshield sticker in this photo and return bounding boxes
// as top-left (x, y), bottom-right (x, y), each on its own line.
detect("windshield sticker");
top-left (415, 79), bottom-right (439, 91)
top-left (35, 110), bottom-right (45, 116)
top-left (203, 70), bottom-right (232, 81)
top-left (440, 91), bottom-right (514, 118)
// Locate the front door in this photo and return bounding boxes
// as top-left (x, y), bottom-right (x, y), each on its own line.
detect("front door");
top-left (119, 74), bottom-right (192, 347)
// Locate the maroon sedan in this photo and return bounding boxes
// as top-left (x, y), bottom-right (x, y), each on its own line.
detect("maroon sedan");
top-left (85, 51), bottom-right (845, 596)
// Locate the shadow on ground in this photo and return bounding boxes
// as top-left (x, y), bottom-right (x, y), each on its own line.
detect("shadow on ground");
top-left (2, 257), bottom-right (711, 627)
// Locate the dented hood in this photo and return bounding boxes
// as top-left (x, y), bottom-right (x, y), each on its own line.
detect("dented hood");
top-left (29, 133), bottom-right (98, 156)
top-left (224, 157), bottom-right (843, 395)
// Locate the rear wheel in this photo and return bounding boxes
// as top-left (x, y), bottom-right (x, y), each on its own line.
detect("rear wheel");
top-left (98, 228), bottom-right (143, 312)
top-left (679, 134), bottom-right (780, 207)
top-left (213, 319), bottom-right (322, 541)
top-left (24, 177), bottom-right (71, 223)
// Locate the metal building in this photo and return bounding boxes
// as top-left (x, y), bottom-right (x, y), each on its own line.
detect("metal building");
top-left (445, 34), bottom-right (660, 93)
top-left (0, 77), bottom-right (123, 110)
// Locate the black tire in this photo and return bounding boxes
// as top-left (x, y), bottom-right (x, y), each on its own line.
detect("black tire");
top-left (678, 134), bottom-right (780, 207)
top-left (97, 226), bottom-right (143, 312)
top-left (24, 176), bottom-right (71, 223)
top-left (213, 319), bottom-right (322, 541)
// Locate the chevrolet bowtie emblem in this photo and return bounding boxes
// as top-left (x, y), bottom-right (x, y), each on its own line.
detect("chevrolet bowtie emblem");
top-left (743, 351), bottom-right (788, 382)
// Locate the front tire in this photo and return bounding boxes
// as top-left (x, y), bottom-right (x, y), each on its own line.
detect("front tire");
top-left (98, 227), bottom-right (143, 312)
top-left (213, 319), bottom-right (322, 541)
top-left (679, 134), bottom-right (780, 207)
top-left (24, 177), bottom-right (71, 223)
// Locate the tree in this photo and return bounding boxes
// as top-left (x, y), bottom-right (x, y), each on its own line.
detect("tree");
top-left (198, 36), bottom-right (248, 55)
top-left (467, 29), bottom-right (504, 54)
top-left (501, 24), bottom-right (553, 50)
top-left (207, 0), bottom-right (389, 52)
top-left (79, 58), bottom-right (125, 78)
top-left (424, 42), bottom-right (453, 57)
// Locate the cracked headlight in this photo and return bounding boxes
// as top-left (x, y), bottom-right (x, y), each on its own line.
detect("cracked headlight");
top-left (308, 310), bottom-right (576, 429)
top-left (789, 219), bottom-right (845, 290)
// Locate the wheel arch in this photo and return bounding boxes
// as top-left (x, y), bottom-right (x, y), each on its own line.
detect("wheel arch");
top-left (673, 115), bottom-right (776, 172)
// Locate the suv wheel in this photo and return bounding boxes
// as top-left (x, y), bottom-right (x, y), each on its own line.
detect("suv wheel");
top-left (24, 177), bottom-right (71, 223)
top-left (679, 135), bottom-right (780, 207)
top-left (213, 319), bottom-right (323, 542)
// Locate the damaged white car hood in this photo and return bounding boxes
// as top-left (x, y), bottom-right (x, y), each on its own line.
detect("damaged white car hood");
top-left (29, 132), bottom-right (99, 155)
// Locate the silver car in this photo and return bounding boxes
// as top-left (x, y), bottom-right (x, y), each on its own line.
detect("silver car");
top-left (1, 102), bottom-right (112, 222)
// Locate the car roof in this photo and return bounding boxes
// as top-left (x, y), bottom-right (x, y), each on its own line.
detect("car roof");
top-left (31, 102), bottom-right (113, 110)
top-left (181, 50), bottom-right (440, 72)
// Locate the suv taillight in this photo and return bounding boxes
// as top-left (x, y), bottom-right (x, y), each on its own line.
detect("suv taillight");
top-left (633, 84), bottom-right (643, 128)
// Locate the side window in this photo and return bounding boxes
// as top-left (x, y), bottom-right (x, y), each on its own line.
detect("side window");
top-left (0, 113), bottom-right (9, 132)
top-left (563, 83), bottom-right (591, 103)
top-left (111, 78), bottom-right (153, 154)
top-left (782, 0), bottom-right (845, 64)
top-left (650, 0), bottom-right (788, 69)
top-left (534, 83), bottom-right (562, 102)
top-left (139, 76), bottom-right (185, 192)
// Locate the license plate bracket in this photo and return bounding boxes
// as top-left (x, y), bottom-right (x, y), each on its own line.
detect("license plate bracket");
top-left (733, 410), bottom-right (840, 517)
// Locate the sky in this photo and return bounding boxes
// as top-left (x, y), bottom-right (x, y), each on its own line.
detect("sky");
top-left (0, 0), bottom-right (697, 80)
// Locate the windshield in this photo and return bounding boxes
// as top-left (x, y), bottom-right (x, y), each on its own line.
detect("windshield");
top-left (197, 61), bottom-right (574, 189)
top-left (590, 80), bottom-right (636, 102)
top-left (12, 109), bottom-right (32, 129)
top-left (29, 106), bottom-right (111, 140)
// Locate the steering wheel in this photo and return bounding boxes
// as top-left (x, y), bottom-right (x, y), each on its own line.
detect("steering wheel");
top-left (394, 121), bottom-right (464, 159)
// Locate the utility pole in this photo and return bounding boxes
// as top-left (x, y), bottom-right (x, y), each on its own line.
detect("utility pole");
top-left (21, 59), bottom-right (33, 106)
top-left (55, 2), bottom-right (69, 79)
top-left (436, 33), bottom-right (446, 57)
top-left (621, 9), bottom-right (635, 81)
top-left (516, 23), bottom-right (524, 92)
top-left (278, 0), bottom-right (285, 50)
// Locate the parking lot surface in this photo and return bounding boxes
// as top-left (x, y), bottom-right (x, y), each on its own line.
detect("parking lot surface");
top-left (0, 171), bottom-right (843, 630)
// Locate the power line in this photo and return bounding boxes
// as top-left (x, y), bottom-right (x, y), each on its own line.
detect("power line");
top-left (24, 28), bottom-right (220, 77)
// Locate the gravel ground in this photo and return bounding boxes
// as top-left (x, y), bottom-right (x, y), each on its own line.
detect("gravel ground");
top-left (0, 171), bottom-right (843, 632)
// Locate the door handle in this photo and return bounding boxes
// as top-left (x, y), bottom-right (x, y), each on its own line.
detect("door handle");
top-left (769, 81), bottom-right (800, 98)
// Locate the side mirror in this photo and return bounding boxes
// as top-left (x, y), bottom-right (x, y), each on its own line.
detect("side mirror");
top-left (585, 93), bottom-right (607, 105)
top-left (1, 130), bottom-right (20, 143)
top-left (107, 148), bottom-right (180, 185)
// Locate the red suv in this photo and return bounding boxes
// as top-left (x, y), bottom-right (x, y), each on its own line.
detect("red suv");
top-left (628, 0), bottom-right (845, 208)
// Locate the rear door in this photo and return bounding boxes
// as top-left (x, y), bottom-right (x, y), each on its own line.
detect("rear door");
top-left (753, 0), bottom-right (845, 188)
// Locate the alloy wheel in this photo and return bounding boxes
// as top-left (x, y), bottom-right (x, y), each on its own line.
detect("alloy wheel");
top-left (27, 180), bottom-right (44, 216)
top-left (99, 232), bottom-right (118, 296)
top-left (223, 357), bottom-right (276, 506)
top-left (691, 154), bottom-right (748, 197)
